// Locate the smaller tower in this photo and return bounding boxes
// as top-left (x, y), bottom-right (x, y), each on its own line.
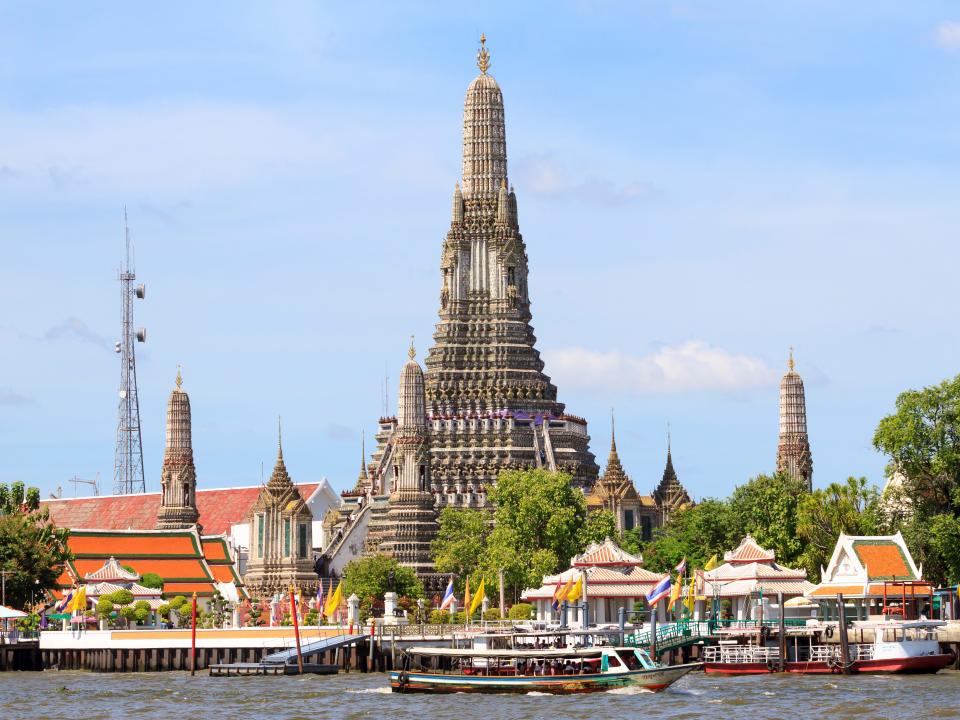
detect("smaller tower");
top-left (156, 367), bottom-right (199, 530)
top-left (776, 348), bottom-right (813, 490)
top-left (652, 427), bottom-right (691, 523)
top-left (243, 421), bottom-right (317, 595)
top-left (379, 339), bottom-right (443, 591)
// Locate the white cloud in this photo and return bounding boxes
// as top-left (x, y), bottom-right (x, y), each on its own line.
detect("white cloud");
top-left (42, 317), bottom-right (111, 351)
top-left (934, 21), bottom-right (960, 51)
top-left (515, 154), bottom-right (658, 207)
top-left (543, 341), bottom-right (777, 394)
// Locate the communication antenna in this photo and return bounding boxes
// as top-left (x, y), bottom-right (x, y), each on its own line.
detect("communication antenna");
top-left (70, 472), bottom-right (101, 497)
top-left (112, 208), bottom-right (147, 494)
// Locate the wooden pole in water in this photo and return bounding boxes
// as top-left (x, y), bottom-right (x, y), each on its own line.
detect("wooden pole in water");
top-left (650, 598), bottom-right (658, 661)
top-left (837, 593), bottom-right (851, 675)
top-left (290, 585), bottom-right (304, 675)
top-left (778, 591), bottom-right (786, 670)
top-left (190, 593), bottom-right (198, 677)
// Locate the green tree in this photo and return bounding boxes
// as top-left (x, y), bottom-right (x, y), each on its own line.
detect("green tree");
top-left (728, 473), bottom-right (808, 567)
top-left (140, 572), bottom-right (164, 590)
top-left (0, 507), bottom-right (71, 609)
top-left (431, 507), bottom-right (490, 587)
top-left (637, 499), bottom-right (734, 573)
top-left (96, 596), bottom-right (114, 620)
top-left (796, 477), bottom-right (883, 581)
top-left (342, 554), bottom-right (423, 619)
top-left (581, 510), bottom-right (618, 547)
top-left (874, 374), bottom-right (960, 515)
top-left (489, 469), bottom-right (587, 574)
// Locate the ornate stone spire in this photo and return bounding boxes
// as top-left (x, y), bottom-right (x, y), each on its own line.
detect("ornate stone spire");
top-left (451, 182), bottom-right (464, 224)
top-left (357, 430), bottom-right (369, 484)
top-left (268, 418), bottom-right (294, 491)
top-left (777, 348), bottom-right (813, 490)
top-left (156, 367), bottom-right (199, 530)
top-left (398, 337), bottom-right (426, 430)
top-left (653, 427), bottom-right (691, 521)
top-left (419, 38), bottom-right (598, 491)
top-left (461, 35), bottom-right (507, 197)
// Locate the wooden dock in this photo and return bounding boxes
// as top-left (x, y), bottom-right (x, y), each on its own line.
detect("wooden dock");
top-left (209, 662), bottom-right (339, 677)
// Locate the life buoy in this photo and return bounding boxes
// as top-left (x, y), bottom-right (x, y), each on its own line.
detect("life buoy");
top-left (825, 625), bottom-right (834, 639)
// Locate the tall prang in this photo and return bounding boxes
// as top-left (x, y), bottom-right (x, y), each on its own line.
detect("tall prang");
top-left (156, 367), bottom-right (200, 530)
top-left (378, 341), bottom-right (442, 587)
top-left (421, 35), bottom-right (599, 491)
top-left (776, 349), bottom-right (813, 490)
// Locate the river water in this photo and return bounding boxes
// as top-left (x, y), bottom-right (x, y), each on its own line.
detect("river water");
top-left (2, 670), bottom-right (958, 720)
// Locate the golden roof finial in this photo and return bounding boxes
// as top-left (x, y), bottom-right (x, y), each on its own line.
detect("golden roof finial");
top-left (477, 33), bottom-right (490, 74)
top-left (788, 346), bottom-right (795, 373)
top-left (408, 335), bottom-right (416, 360)
top-left (175, 364), bottom-right (182, 389)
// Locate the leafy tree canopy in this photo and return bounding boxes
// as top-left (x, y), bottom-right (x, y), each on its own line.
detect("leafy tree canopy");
top-left (342, 554), bottom-right (423, 604)
top-left (140, 572), bottom-right (164, 590)
top-left (728, 473), bottom-right (808, 568)
top-left (0, 506), bottom-right (71, 609)
top-left (431, 507), bottom-right (490, 588)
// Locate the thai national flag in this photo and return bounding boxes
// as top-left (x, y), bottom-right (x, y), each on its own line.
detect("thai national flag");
top-left (646, 574), bottom-right (672, 605)
top-left (439, 578), bottom-right (455, 610)
top-left (675, 557), bottom-right (687, 575)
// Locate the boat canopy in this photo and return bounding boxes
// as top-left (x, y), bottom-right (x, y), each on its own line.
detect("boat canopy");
top-left (405, 646), bottom-right (607, 659)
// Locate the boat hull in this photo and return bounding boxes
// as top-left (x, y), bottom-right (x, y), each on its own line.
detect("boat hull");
top-left (390, 663), bottom-right (700, 694)
top-left (705, 653), bottom-right (954, 676)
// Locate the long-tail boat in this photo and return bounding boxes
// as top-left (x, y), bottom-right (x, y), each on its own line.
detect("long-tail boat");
top-left (390, 646), bottom-right (700, 694)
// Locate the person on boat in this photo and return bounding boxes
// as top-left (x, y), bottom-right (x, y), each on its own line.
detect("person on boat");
top-left (563, 661), bottom-right (574, 675)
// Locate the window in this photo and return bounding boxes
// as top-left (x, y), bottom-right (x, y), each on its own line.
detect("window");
top-left (624, 510), bottom-right (635, 531)
top-left (256, 514), bottom-right (265, 557)
top-left (283, 518), bottom-right (291, 557)
top-left (641, 516), bottom-right (652, 542)
top-left (418, 465), bottom-right (426, 490)
top-left (507, 267), bottom-right (516, 286)
top-left (298, 523), bottom-right (309, 559)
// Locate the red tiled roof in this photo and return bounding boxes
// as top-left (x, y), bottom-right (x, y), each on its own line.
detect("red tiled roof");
top-left (42, 483), bottom-right (320, 535)
top-left (725, 535), bottom-right (775, 563)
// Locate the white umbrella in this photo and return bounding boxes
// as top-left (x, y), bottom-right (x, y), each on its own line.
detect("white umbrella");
top-left (784, 596), bottom-right (816, 608)
top-left (0, 605), bottom-right (28, 619)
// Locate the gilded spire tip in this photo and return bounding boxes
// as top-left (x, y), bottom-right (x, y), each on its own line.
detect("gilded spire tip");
top-left (788, 346), bottom-right (795, 373)
top-left (277, 415), bottom-right (283, 458)
top-left (477, 33), bottom-right (490, 74)
top-left (408, 335), bottom-right (416, 360)
top-left (175, 364), bottom-right (182, 389)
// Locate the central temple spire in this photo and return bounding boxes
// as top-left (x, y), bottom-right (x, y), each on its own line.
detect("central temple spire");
top-left (461, 35), bottom-right (507, 197)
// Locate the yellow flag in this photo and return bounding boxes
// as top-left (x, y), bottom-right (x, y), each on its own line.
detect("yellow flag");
top-left (567, 576), bottom-right (583, 603)
top-left (684, 576), bottom-right (696, 614)
top-left (464, 579), bottom-right (471, 615)
top-left (667, 575), bottom-right (682, 611)
top-left (324, 581), bottom-right (343, 618)
top-left (468, 578), bottom-right (485, 616)
top-left (557, 576), bottom-right (574, 602)
top-left (69, 586), bottom-right (87, 613)
top-left (704, 554), bottom-right (719, 571)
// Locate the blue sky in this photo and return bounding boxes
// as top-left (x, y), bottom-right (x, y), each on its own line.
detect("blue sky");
top-left (1, 2), bottom-right (958, 502)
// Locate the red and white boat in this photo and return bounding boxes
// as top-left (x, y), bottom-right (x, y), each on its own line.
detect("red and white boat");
top-left (704, 620), bottom-right (954, 675)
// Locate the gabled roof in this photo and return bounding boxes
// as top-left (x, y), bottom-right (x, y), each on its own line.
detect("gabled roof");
top-left (41, 482), bottom-right (321, 535)
top-left (83, 556), bottom-right (140, 582)
top-left (572, 538), bottom-right (643, 567)
top-left (56, 528), bottom-right (240, 597)
top-left (813, 532), bottom-right (921, 593)
top-left (724, 534), bottom-right (776, 564)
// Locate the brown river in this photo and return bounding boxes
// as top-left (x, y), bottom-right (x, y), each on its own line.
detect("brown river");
top-left (1, 670), bottom-right (958, 719)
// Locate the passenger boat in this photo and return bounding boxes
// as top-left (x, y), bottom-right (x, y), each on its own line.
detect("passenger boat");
top-left (390, 646), bottom-right (700, 694)
top-left (703, 620), bottom-right (954, 675)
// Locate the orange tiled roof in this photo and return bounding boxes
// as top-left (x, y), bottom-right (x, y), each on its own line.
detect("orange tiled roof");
top-left (42, 483), bottom-right (320, 535)
top-left (853, 540), bottom-right (914, 580)
top-left (725, 535), bottom-right (775, 563)
top-left (201, 538), bottom-right (229, 562)
top-left (808, 582), bottom-right (934, 598)
top-left (71, 532), bottom-right (199, 558)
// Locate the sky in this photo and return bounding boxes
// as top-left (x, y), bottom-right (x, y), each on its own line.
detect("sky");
top-left (1, 2), bottom-right (958, 503)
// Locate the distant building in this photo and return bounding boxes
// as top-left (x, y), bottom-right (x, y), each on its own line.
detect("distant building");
top-left (807, 532), bottom-right (932, 620)
top-left (703, 534), bottom-right (814, 621)
top-left (243, 430), bottom-right (317, 595)
top-left (776, 349), bottom-right (813, 489)
top-left (585, 417), bottom-right (692, 540)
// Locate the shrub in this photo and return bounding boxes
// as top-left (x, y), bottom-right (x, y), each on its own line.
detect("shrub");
top-left (169, 595), bottom-right (188, 610)
top-left (482, 608), bottom-right (502, 621)
top-left (428, 609), bottom-right (450, 625)
top-left (96, 596), bottom-right (115, 619)
top-left (305, 610), bottom-right (319, 626)
top-left (140, 573), bottom-right (164, 590)
top-left (106, 589), bottom-right (134, 606)
top-left (507, 603), bottom-right (534, 621)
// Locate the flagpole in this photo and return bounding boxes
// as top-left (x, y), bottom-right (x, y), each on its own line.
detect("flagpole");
top-left (289, 584), bottom-right (304, 675)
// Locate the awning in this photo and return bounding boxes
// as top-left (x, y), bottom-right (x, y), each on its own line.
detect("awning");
top-left (0, 605), bottom-right (28, 619)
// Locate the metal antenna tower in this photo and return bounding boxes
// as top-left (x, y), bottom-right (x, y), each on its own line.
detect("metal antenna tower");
top-left (112, 208), bottom-right (147, 494)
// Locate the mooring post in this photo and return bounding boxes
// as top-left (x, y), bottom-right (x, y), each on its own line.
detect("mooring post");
top-left (190, 593), bottom-right (198, 677)
top-left (778, 591), bottom-right (786, 670)
top-left (289, 585), bottom-right (304, 675)
top-left (837, 593), bottom-right (851, 674)
top-left (650, 599), bottom-right (658, 661)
